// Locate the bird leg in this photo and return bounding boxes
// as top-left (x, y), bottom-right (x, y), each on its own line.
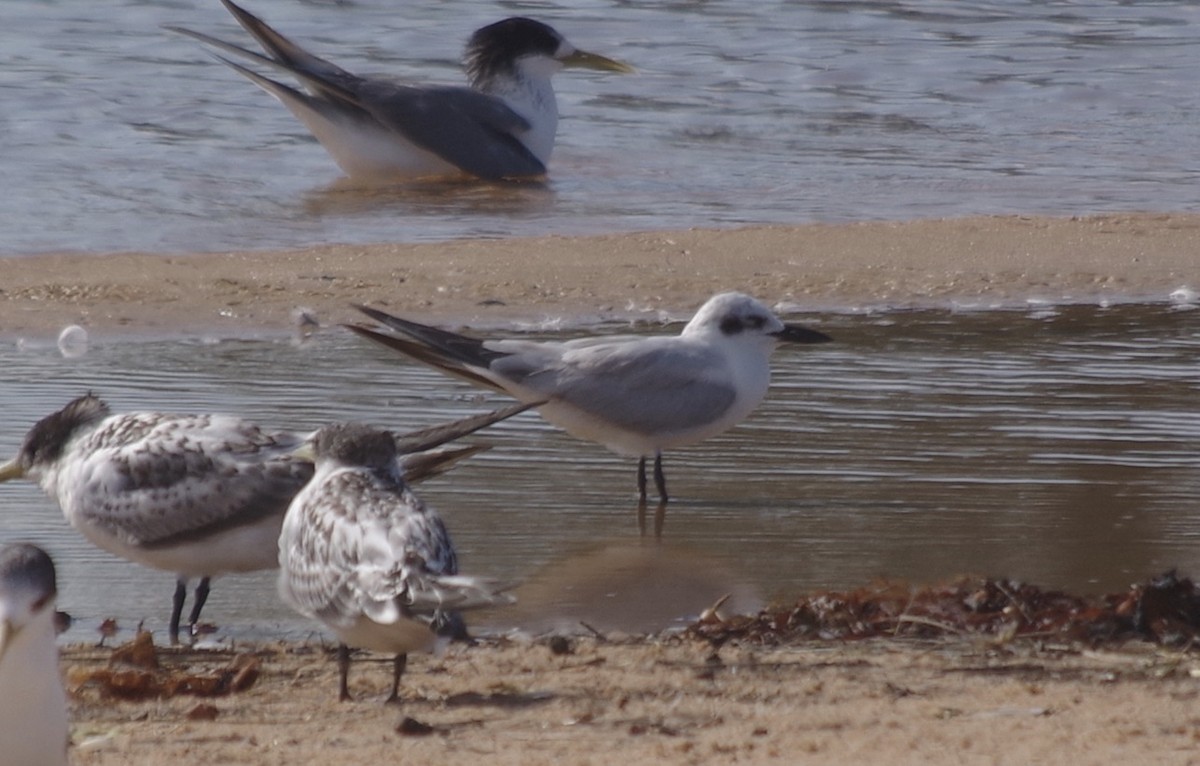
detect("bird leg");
top-left (636, 454), bottom-right (670, 537)
top-left (636, 456), bottom-right (649, 502)
top-left (169, 579), bottom-right (187, 645)
top-left (337, 643), bottom-right (353, 702)
top-left (386, 653), bottom-right (409, 704)
top-left (653, 452), bottom-right (669, 503)
top-left (186, 577), bottom-right (211, 637)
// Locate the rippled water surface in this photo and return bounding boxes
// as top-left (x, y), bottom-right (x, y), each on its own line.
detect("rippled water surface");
top-left (3, 303), bottom-right (1198, 640)
top-left (3, 0), bottom-right (1200, 254)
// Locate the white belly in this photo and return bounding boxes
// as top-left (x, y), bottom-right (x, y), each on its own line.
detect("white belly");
top-left (70, 513), bottom-right (283, 579)
top-left (0, 611), bottom-right (68, 766)
top-left (332, 614), bottom-right (439, 655)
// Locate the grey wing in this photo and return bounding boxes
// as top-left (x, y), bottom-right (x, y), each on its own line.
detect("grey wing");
top-left (509, 341), bottom-right (737, 435)
top-left (391, 401), bottom-right (540, 454)
top-left (74, 421), bottom-right (312, 548)
top-left (165, 24), bottom-right (376, 123)
top-left (356, 83), bottom-right (547, 180)
top-left (168, 0), bottom-right (361, 105)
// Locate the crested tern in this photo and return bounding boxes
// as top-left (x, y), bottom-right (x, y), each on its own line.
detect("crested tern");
top-left (279, 423), bottom-right (513, 702)
top-left (0, 543), bottom-right (68, 766)
top-left (347, 292), bottom-right (833, 509)
top-left (0, 394), bottom-right (530, 643)
top-left (166, 0), bottom-right (633, 181)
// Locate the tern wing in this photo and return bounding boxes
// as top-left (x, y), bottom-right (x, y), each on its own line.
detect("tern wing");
top-left (397, 444), bottom-right (488, 484)
top-left (217, 0), bottom-right (361, 101)
top-left (353, 83), bottom-right (546, 179)
top-left (392, 401), bottom-right (541, 454)
top-left (348, 306), bottom-right (738, 436)
top-left (346, 323), bottom-right (511, 393)
top-left (70, 416), bottom-right (312, 549)
top-left (517, 340), bottom-right (739, 435)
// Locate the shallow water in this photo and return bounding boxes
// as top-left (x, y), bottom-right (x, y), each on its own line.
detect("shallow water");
top-left (3, 302), bottom-right (1199, 641)
top-left (4, 0), bottom-right (1200, 254)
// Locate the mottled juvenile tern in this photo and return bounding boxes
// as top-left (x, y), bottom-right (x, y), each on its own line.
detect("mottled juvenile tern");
top-left (0, 394), bottom-right (530, 643)
top-left (279, 423), bottom-right (513, 702)
top-left (166, 0), bottom-right (633, 181)
top-left (347, 292), bottom-right (833, 506)
top-left (0, 543), bottom-right (68, 766)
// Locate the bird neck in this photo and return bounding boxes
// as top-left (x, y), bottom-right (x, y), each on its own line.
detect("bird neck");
top-left (480, 72), bottom-right (559, 164)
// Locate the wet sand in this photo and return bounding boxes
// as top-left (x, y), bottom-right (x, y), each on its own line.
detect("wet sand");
top-left (4, 213), bottom-right (1198, 340)
top-left (12, 214), bottom-right (1200, 763)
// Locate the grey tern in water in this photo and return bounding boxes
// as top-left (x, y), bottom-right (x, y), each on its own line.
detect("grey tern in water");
top-left (0, 543), bottom-right (68, 766)
top-left (279, 423), bottom-right (513, 702)
top-left (346, 292), bottom-right (833, 508)
top-left (166, 0), bottom-right (634, 181)
top-left (0, 394), bottom-right (531, 643)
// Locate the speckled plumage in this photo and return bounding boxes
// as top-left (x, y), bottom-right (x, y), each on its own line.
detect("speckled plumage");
top-left (9, 394), bottom-right (311, 563)
top-left (0, 394), bottom-right (520, 643)
top-left (278, 423), bottom-right (511, 702)
top-left (1, 394), bottom-right (311, 641)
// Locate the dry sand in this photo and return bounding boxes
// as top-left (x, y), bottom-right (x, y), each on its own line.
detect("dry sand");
top-left (4, 213), bottom-right (1198, 340)
top-left (10, 214), bottom-right (1200, 763)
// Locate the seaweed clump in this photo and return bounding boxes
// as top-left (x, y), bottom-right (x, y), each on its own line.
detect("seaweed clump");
top-left (689, 570), bottom-right (1200, 649)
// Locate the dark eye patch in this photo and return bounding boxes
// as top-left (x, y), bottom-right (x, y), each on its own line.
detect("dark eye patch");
top-left (721, 314), bottom-right (768, 335)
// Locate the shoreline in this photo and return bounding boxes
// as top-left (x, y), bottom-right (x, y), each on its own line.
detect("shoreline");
top-left (21, 212), bottom-right (1200, 763)
top-left (3, 213), bottom-right (1198, 341)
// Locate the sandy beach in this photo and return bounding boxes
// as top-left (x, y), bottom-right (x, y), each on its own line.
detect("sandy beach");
top-left (63, 629), bottom-right (1200, 766)
top-left (4, 213), bottom-right (1198, 340)
top-left (8, 214), bottom-right (1199, 764)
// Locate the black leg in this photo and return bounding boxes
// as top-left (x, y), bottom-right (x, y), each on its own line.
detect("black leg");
top-left (637, 457), bottom-right (648, 502)
top-left (337, 643), bottom-right (352, 702)
top-left (386, 653), bottom-right (408, 704)
top-left (654, 499), bottom-right (667, 540)
top-left (186, 577), bottom-right (211, 636)
top-left (653, 453), bottom-right (669, 503)
top-left (636, 497), bottom-right (648, 537)
top-left (169, 579), bottom-right (187, 645)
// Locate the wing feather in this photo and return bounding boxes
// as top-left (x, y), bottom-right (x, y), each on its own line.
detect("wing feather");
top-left (65, 414), bottom-right (311, 548)
top-left (507, 340), bottom-right (738, 435)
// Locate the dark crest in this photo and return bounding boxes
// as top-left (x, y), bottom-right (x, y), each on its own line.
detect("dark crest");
top-left (464, 17), bottom-right (563, 85)
top-left (19, 393), bottom-right (111, 469)
top-left (314, 423), bottom-right (398, 469)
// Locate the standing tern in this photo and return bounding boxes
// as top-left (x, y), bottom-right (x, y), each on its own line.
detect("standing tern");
top-left (279, 423), bottom-right (513, 702)
top-left (0, 543), bottom-right (68, 766)
top-left (166, 0), bottom-right (633, 181)
top-left (0, 394), bottom-right (531, 643)
top-left (346, 292), bottom-right (833, 509)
